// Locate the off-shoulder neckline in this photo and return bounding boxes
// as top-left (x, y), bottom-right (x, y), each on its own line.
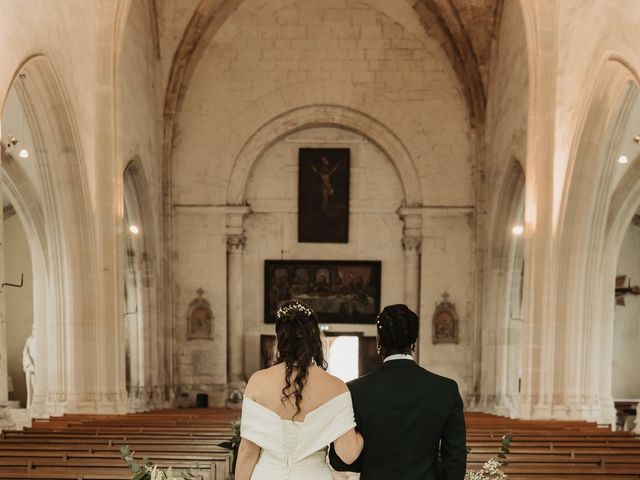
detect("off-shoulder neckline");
top-left (244, 391), bottom-right (351, 423)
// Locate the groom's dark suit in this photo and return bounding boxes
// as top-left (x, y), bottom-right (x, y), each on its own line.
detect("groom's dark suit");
top-left (329, 359), bottom-right (467, 480)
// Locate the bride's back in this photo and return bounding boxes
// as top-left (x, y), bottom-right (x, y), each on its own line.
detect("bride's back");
top-left (237, 300), bottom-right (363, 480)
top-left (246, 364), bottom-right (348, 421)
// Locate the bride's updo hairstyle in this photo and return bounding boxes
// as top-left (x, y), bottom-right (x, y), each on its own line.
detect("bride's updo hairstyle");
top-left (275, 300), bottom-right (327, 419)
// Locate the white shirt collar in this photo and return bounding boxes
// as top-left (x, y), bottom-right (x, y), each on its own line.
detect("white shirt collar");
top-left (383, 353), bottom-right (415, 363)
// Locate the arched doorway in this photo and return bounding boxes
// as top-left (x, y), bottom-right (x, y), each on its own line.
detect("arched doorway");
top-left (123, 158), bottom-right (163, 411)
top-left (480, 159), bottom-right (525, 417)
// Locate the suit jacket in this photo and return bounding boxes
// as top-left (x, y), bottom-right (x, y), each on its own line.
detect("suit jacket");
top-left (329, 359), bottom-right (467, 480)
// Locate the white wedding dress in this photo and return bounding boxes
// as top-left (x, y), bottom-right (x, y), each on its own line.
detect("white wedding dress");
top-left (241, 391), bottom-right (356, 479)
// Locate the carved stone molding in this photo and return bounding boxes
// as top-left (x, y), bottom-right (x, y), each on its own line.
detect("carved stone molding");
top-left (226, 234), bottom-right (246, 253)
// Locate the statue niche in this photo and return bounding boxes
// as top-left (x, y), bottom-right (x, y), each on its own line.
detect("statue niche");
top-left (432, 292), bottom-right (459, 345)
top-left (187, 288), bottom-right (213, 340)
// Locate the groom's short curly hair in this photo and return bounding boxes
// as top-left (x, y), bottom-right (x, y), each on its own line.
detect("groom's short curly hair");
top-left (376, 304), bottom-right (419, 351)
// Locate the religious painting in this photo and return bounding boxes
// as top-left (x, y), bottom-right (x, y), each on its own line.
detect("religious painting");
top-left (432, 292), bottom-right (459, 344)
top-left (298, 148), bottom-right (350, 243)
top-left (186, 288), bottom-right (213, 340)
top-left (265, 260), bottom-right (381, 324)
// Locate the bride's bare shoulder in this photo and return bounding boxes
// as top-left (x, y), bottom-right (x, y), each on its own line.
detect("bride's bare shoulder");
top-left (245, 365), bottom-right (283, 399)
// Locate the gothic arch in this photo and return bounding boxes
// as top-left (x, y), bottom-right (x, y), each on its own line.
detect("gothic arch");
top-left (226, 105), bottom-right (423, 207)
top-left (3, 55), bottom-right (97, 415)
top-left (554, 57), bottom-right (640, 422)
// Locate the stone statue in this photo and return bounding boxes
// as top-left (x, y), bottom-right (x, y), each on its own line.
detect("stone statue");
top-left (22, 326), bottom-right (35, 410)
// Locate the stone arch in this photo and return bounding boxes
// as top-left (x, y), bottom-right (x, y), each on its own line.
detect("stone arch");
top-left (0, 149), bottom-right (49, 412)
top-left (123, 157), bottom-right (163, 411)
top-left (226, 105), bottom-right (422, 207)
top-left (554, 57), bottom-right (640, 422)
top-left (3, 55), bottom-right (97, 415)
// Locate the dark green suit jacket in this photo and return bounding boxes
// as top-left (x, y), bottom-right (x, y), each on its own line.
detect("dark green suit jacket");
top-left (329, 359), bottom-right (467, 480)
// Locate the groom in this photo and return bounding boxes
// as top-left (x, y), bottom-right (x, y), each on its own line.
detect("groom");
top-left (329, 304), bottom-right (467, 479)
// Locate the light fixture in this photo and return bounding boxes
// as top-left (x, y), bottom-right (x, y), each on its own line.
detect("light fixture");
top-left (633, 135), bottom-right (640, 144)
top-left (6, 136), bottom-right (18, 149)
top-left (618, 155), bottom-right (629, 164)
top-left (512, 225), bottom-right (524, 236)
top-left (128, 225), bottom-right (140, 235)
top-left (18, 148), bottom-right (29, 159)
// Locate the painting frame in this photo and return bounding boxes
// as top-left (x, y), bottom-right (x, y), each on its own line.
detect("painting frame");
top-left (298, 148), bottom-right (350, 243)
top-left (264, 260), bottom-right (381, 324)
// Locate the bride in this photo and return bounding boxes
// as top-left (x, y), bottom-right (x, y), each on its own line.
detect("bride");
top-left (235, 300), bottom-right (364, 479)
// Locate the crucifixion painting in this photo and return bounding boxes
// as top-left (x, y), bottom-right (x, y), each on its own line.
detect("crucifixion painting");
top-left (298, 148), bottom-right (350, 243)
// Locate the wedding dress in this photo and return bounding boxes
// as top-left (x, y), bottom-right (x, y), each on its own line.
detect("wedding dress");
top-left (241, 391), bottom-right (356, 479)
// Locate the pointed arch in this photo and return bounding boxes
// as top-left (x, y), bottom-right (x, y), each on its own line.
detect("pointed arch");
top-left (554, 57), bottom-right (640, 422)
top-left (2, 55), bottom-right (97, 415)
top-left (226, 105), bottom-right (422, 207)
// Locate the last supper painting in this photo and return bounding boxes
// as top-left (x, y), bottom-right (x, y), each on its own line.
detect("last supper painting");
top-left (265, 260), bottom-right (381, 324)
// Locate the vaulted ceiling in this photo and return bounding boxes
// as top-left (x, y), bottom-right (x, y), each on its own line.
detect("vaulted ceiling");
top-left (152, 0), bottom-right (504, 168)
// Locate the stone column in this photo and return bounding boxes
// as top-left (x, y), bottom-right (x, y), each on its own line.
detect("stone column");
top-left (634, 403), bottom-right (640, 434)
top-left (398, 207), bottom-right (423, 312)
top-left (517, 0), bottom-right (558, 419)
top-left (226, 206), bottom-right (251, 386)
top-left (402, 235), bottom-right (422, 312)
top-left (398, 207), bottom-right (422, 361)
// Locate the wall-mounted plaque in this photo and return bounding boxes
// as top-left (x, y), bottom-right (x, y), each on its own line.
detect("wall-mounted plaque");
top-left (187, 288), bottom-right (213, 340)
top-left (432, 292), bottom-right (459, 345)
top-left (265, 260), bottom-right (381, 324)
top-left (298, 148), bottom-right (350, 243)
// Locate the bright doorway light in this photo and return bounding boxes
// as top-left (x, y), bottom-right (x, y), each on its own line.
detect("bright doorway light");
top-left (326, 336), bottom-right (359, 383)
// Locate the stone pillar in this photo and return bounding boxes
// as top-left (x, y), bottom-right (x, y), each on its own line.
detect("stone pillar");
top-left (634, 403), bottom-right (640, 434)
top-left (402, 236), bottom-right (422, 312)
top-left (517, 0), bottom-right (558, 419)
top-left (398, 207), bottom-right (423, 312)
top-left (226, 206), bottom-right (251, 386)
top-left (398, 207), bottom-right (422, 361)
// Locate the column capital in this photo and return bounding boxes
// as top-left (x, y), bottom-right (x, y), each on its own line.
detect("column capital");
top-left (226, 234), bottom-right (246, 253)
top-left (402, 235), bottom-right (422, 253)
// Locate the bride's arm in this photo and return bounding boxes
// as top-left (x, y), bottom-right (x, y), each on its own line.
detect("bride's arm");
top-left (333, 427), bottom-right (364, 464)
top-left (235, 437), bottom-right (261, 480)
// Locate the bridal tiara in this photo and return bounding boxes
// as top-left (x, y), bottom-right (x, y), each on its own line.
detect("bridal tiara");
top-left (277, 302), bottom-right (313, 319)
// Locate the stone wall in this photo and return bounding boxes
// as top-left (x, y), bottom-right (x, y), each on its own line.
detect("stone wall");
top-left (242, 127), bottom-right (404, 374)
top-left (171, 0), bottom-right (476, 402)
